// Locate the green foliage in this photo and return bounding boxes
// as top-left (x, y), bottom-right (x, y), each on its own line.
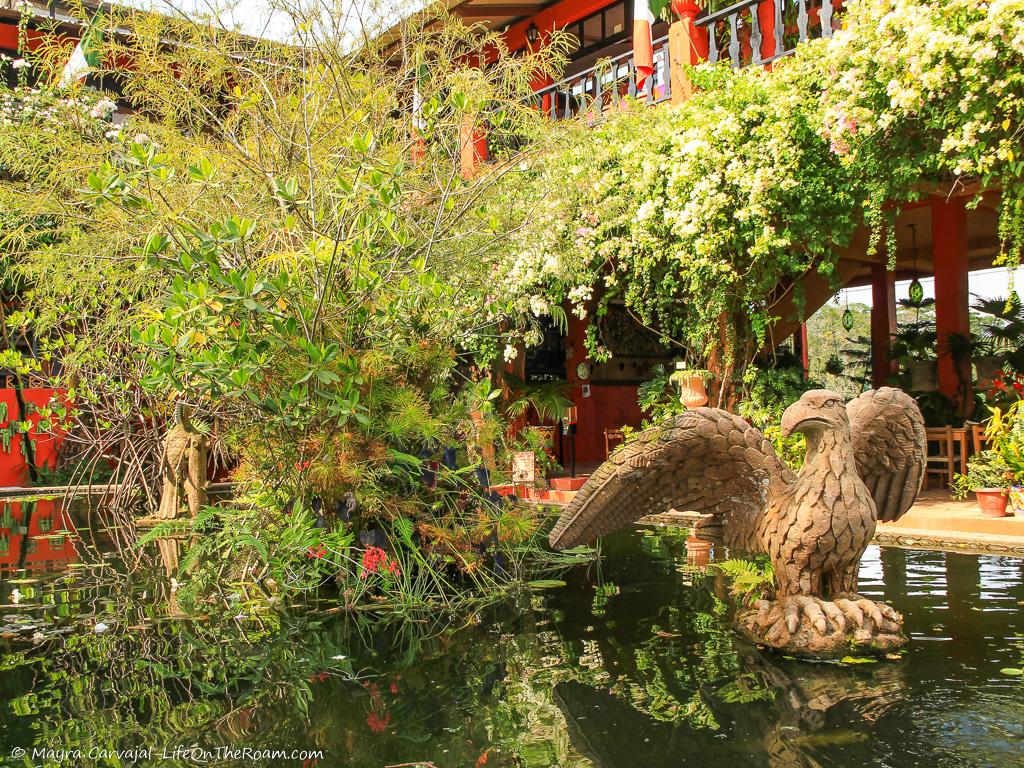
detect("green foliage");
top-left (953, 400), bottom-right (1024, 496)
top-left (490, 0), bottom-right (1024, 401)
top-left (637, 363), bottom-right (688, 426)
top-left (808, 302), bottom-right (873, 397)
top-left (737, 365), bottom-right (812, 469)
top-left (951, 450), bottom-right (1014, 498)
top-left (503, 373), bottom-right (573, 423)
top-left (715, 557), bottom-right (775, 605)
top-left (0, 2), bottom-right (576, 611)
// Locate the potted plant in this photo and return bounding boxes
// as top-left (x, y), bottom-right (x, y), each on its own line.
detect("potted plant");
top-left (972, 294), bottom-right (1024, 390)
top-left (891, 321), bottom-right (938, 392)
top-left (982, 399), bottom-right (1024, 515)
top-left (670, 363), bottom-right (713, 409)
top-left (951, 450), bottom-right (1012, 517)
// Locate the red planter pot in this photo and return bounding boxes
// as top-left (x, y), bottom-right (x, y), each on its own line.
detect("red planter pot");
top-left (975, 488), bottom-right (1009, 517)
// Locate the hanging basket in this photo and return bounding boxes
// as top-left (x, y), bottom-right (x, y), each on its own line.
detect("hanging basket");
top-left (974, 355), bottom-right (1004, 391)
top-left (908, 360), bottom-right (938, 392)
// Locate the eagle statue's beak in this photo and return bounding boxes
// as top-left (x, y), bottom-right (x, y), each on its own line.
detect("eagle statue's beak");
top-left (780, 402), bottom-right (829, 438)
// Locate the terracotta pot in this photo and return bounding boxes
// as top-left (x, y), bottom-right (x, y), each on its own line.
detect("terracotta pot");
top-left (975, 488), bottom-right (1009, 517)
top-left (685, 534), bottom-right (711, 568)
top-left (671, 0), bottom-right (702, 16)
top-left (678, 374), bottom-right (709, 408)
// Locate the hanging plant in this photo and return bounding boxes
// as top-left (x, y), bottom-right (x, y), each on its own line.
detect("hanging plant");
top-left (825, 354), bottom-right (845, 377)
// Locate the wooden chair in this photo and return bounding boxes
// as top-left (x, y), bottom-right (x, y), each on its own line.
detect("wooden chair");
top-left (924, 426), bottom-right (963, 489)
top-left (969, 423), bottom-right (989, 455)
top-left (604, 428), bottom-right (625, 458)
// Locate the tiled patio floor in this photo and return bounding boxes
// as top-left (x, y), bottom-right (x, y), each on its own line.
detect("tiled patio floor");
top-left (874, 488), bottom-right (1024, 555)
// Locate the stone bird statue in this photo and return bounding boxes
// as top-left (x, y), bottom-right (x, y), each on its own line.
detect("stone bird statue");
top-left (549, 387), bottom-right (927, 657)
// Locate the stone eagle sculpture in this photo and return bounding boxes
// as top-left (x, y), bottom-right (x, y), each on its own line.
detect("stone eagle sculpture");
top-left (549, 387), bottom-right (927, 657)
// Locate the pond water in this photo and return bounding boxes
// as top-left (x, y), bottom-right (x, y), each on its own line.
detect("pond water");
top-left (1, 499), bottom-right (1022, 768)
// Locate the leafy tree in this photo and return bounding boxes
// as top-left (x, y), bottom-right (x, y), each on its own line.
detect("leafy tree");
top-left (0, 1), bottom-right (573, 606)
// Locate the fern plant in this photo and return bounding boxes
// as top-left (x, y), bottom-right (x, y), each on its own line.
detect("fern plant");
top-left (715, 558), bottom-right (774, 605)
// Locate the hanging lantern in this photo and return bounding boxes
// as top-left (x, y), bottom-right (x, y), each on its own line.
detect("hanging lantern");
top-left (908, 277), bottom-right (924, 305)
top-left (842, 308), bottom-right (854, 331)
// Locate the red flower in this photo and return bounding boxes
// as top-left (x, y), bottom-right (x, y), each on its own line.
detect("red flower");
top-left (389, 682), bottom-right (399, 694)
top-left (360, 546), bottom-right (400, 578)
top-left (306, 544), bottom-right (327, 559)
top-left (366, 711), bottom-right (391, 732)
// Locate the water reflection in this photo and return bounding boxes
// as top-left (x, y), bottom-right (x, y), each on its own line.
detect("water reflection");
top-left (0, 518), bottom-right (1022, 767)
top-left (0, 498), bottom-right (77, 574)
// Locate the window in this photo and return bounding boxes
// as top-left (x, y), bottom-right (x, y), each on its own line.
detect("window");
top-left (605, 3), bottom-right (625, 36)
top-left (562, 1), bottom-right (630, 59)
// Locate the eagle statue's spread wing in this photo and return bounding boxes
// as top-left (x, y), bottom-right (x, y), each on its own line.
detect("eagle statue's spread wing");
top-left (846, 387), bottom-right (927, 523)
top-left (548, 408), bottom-right (794, 551)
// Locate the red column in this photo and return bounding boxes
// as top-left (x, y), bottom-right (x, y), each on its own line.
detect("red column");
top-left (757, 0), bottom-right (777, 64)
top-left (669, 0), bottom-right (709, 104)
top-left (459, 114), bottom-right (487, 179)
top-left (870, 264), bottom-right (897, 388)
top-left (931, 198), bottom-right (971, 413)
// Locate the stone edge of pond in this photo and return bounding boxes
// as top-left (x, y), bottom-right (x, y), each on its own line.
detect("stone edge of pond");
top-left (638, 510), bottom-right (1024, 559)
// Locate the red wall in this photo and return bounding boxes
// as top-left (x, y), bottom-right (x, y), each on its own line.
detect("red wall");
top-left (568, 382), bottom-right (644, 464)
top-left (0, 388), bottom-right (63, 487)
top-left (564, 311), bottom-right (646, 465)
top-left (503, 0), bottom-right (620, 52)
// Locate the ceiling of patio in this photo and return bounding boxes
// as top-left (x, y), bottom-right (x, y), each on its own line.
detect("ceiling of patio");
top-left (841, 187), bottom-right (1002, 288)
top-left (448, 0), bottom-right (561, 29)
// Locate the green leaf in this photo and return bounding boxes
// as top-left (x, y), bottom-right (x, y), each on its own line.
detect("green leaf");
top-left (527, 579), bottom-right (567, 590)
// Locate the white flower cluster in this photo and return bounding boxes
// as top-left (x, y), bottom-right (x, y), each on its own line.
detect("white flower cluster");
top-left (0, 86), bottom-right (116, 136)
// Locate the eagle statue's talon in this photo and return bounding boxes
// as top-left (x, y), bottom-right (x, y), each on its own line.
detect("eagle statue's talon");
top-left (739, 594), bottom-right (908, 657)
top-left (547, 387), bottom-right (926, 660)
top-left (749, 596), bottom-right (846, 644)
top-left (835, 594), bottom-right (903, 634)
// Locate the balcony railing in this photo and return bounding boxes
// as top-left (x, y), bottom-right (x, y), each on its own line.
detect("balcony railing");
top-left (696, 0), bottom-right (839, 68)
top-left (524, 0), bottom-right (839, 127)
top-left (533, 35), bottom-right (671, 122)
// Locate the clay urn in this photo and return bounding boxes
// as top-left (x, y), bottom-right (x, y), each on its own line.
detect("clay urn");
top-left (671, 0), bottom-right (702, 17)
top-left (674, 364), bottom-right (709, 408)
top-left (686, 534), bottom-right (712, 568)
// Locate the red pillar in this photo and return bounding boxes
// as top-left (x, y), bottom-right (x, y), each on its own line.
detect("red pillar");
top-left (459, 114), bottom-right (487, 179)
top-left (757, 0), bottom-right (777, 64)
top-left (870, 264), bottom-right (897, 388)
top-left (669, 0), bottom-right (708, 104)
top-left (931, 198), bottom-right (971, 414)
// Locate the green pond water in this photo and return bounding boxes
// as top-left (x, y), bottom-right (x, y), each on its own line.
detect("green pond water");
top-left (0, 499), bottom-right (1023, 767)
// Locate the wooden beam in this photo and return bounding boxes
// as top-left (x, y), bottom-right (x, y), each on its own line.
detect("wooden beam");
top-left (456, 4), bottom-right (546, 16)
